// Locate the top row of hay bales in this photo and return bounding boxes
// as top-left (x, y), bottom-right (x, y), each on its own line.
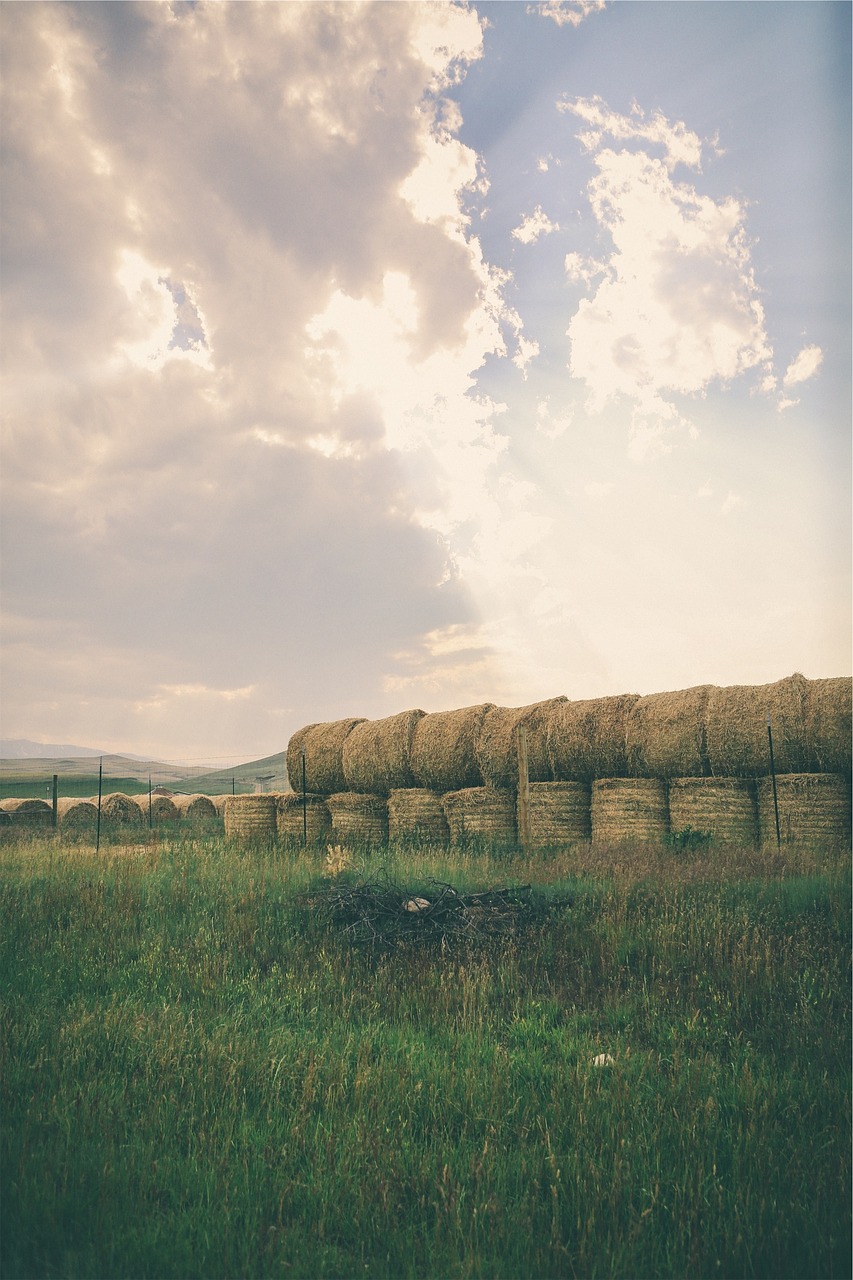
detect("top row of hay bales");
top-left (286, 675), bottom-right (851, 796)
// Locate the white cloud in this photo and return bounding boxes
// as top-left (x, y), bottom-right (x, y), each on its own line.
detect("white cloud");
top-left (512, 205), bottom-right (560, 244)
top-left (530, 1), bottom-right (607, 28)
top-left (783, 343), bottom-right (823, 386)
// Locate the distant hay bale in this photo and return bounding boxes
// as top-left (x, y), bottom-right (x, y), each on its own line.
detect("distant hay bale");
top-left (387, 788), bottom-right (450, 844)
top-left (137, 794), bottom-right (179, 825)
top-left (286, 718), bottom-right (366, 795)
top-left (442, 787), bottom-right (517, 848)
top-left (590, 778), bottom-right (668, 844)
top-left (209, 795), bottom-right (230, 817)
top-left (410, 704), bottom-right (495, 793)
top-left (342, 709), bottom-right (425, 796)
top-left (668, 778), bottom-right (757, 846)
top-left (525, 782), bottom-right (591, 848)
top-left (56, 798), bottom-right (99, 830)
top-left (326, 793), bottom-right (388, 845)
top-left (626, 685), bottom-right (713, 778)
top-left (757, 773), bottom-right (851, 848)
top-left (804, 677), bottom-right (852, 776)
top-left (475, 697), bottom-right (566, 790)
top-left (94, 793), bottom-right (144, 826)
top-left (172, 794), bottom-right (218, 823)
top-left (705, 674), bottom-right (810, 776)
top-left (0, 797), bottom-right (53, 827)
top-left (547, 695), bottom-right (639, 782)
top-left (276, 792), bottom-right (331, 843)
top-left (224, 794), bottom-right (277, 843)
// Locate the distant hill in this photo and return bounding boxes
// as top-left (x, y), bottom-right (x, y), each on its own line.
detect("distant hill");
top-left (0, 750), bottom-right (289, 796)
top-left (1, 738), bottom-right (108, 759)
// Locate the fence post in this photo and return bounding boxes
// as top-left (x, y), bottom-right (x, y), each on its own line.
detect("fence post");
top-left (52, 774), bottom-right (58, 829)
top-left (517, 726), bottom-right (530, 851)
top-left (96, 758), bottom-right (103, 854)
top-left (766, 713), bottom-right (781, 848)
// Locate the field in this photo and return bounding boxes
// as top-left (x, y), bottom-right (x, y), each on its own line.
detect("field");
top-left (1, 830), bottom-right (850, 1280)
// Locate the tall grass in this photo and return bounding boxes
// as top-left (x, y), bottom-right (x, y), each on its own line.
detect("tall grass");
top-left (1, 832), bottom-right (850, 1279)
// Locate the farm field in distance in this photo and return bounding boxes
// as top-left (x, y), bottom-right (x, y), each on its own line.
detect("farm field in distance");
top-left (1, 829), bottom-right (850, 1280)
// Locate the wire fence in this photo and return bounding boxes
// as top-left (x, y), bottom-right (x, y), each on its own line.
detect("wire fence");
top-left (0, 753), bottom-right (289, 803)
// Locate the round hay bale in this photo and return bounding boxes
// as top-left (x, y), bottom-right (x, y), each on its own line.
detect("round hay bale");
top-left (590, 778), bottom-right (668, 844)
top-left (137, 794), bottom-right (179, 825)
top-left (209, 795), bottom-right (230, 817)
top-left (0, 797), bottom-right (53, 827)
top-left (56, 798), bottom-right (99, 830)
top-left (625, 685), bottom-right (713, 778)
top-left (326, 793), bottom-right (388, 845)
top-left (547, 695), bottom-right (639, 781)
top-left (224, 794), bottom-right (277, 843)
top-left (387, 788), bottom-right (450, 844)
top-left (93, 793), bottom-right (144, 826)
top-left (706, 674), bottom-right (810, 777)
top-left (286, 718), bottom-right (366, 795)
top-left (172, 794), bottom-right (219, 823)
top-left (441, 786), bottom-right (517, 848)
top-left (410, 704), bottom-right (495, 793)
top-left (757, 773), bottom-right (851, 848)
top-left (525, 782), bottom-right (591, 848)
top-left (276, 792), bottom-right (331, 843)
top-left (804, 677), bottom-right (852, 776)
top-left (475, 697), bottom-right (566, 790)
top-left (342, 709), bottom-right (426, 796)
top-left (667, 778), bottom-right (757, 846)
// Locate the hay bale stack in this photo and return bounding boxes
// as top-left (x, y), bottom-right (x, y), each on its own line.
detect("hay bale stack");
top-left (525, 782), bottom-right (591, 848)
top-left (475, 697), bottom-right (566, 790)
top-left (276, 792), bottom-right (331, 843)
top-left (757, 773), bottom-right (851, 848)
top-left (286, 718), bottom-right (366, 795)
top-left (138, 795), bottom-right (179, 825)
top-left (410, 704), bottom-right (495, 793)
top-left (342, 709), bottom-right (426, 796)
top-left (326, 793), bottom-right (388, 845)
top-left (442, 787), bottom-right (517, 847)
top-left (209, 795), bottom-right (229, 817)
top-left (224, 794), bottom-right (277, 843)
top-left (705, 674), bottom-right (810, 776)
top-left (172, 794), bottom-right (219, 823)
top-left (56, 798), bottom-right (98, 830)
top-left (547, 695), bottom-right (639, 781)
top-left (590, 778), bottom-right (668, 844)
top-left (804, 677), bottom-right (852, 776)
top-left (668, 778), bottom-right (757, 846)
top-left (626, 685), bottom-right (713, 778)
top-left (0, 797), bottom-right (53, 827)
top-left (387, 788), bottom-right (450, 844)
top-left (94, 793), bottom-right (144, 826)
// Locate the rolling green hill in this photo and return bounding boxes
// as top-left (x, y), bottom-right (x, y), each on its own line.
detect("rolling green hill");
top-left (0, 752), bottom-right (289, 799)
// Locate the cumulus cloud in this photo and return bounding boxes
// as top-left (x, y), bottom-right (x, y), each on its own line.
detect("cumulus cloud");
top-left (512, 205), bottom-right (560, 244)
top-left (783, 343), bottom-right (824, 387)
top-left (530, 1), bottom-right (607, 28)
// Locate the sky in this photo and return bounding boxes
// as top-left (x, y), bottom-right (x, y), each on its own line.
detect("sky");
top-left (1, 0), bottom-right (850, 763)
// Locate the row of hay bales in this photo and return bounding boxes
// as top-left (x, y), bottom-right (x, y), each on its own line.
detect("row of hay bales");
top-left (224, 774), bottom-right (852, 851)
top-left (285, 675), bottom-right (851, 798)
top-left (0, 793), bottom-right (224, 831)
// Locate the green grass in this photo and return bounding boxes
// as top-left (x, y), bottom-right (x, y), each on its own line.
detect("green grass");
top-left (1, 833), bottom-right (850, 1279)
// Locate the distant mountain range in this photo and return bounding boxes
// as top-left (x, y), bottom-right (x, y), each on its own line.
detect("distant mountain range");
top-left (0, 742), bottom-right (289, 793)
top-left (0, 738), bottom-right (153, 760)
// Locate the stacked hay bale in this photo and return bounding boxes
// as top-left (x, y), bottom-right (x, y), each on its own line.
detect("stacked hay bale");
top-left (442, 787), bottom-right (517, 848)
top-left (172, 794), bottom-right (219, 823)
top-left (668, 778), bottom-right (757, 846)
top-left (475, 697), bottom-right (564, 790)
top-left (626, 685), bottom-right (712, 778)
top-left (0, 797), bottom-right (53, 828)
top-left (137, 795), bottom-right (179, 825)
top-left (95, 794), bottom-right (144, 826)
top-left (410, 704), bottom-right (494, 793)
top-left (55, 798), bottom-right (98, 831)
top-left (387, 788), bottom-right (449, 844)
top-left (757, 774), bottom-right (851, 848)
top-left (276, 792), bottom-right (331, 843)
top-left (547, 695), bottom-right (639, 781)
top-left (706, 674), bottom-right (810, 776)
top-left (342, 709), bottom-right (425, 796)
top-left (525, 782), bottom-right (591, 848)
top-left (326, 793), bottom-right (388, 845)
top-left (209, 795), bottom-right (229, 818)
top-left (224, 794), bottom-right (277, 844)
top-left (804, 677), bottom-right (852, 775)
top-left (590, 779), bottom-right (668, 844)
top-left (286, 717), bottom-right (365, 795)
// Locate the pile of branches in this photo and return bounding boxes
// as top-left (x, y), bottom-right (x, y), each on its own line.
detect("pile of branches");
top-left (302, 872), bottom-right (568, 949)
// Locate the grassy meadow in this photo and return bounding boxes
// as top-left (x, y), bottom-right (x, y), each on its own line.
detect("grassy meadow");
top-left (1, 828), bottom-right (850, 1279)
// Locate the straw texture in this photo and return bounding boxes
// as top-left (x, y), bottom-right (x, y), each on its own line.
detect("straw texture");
top-left (410, 704), bottom-right (495, 793)
top-left (804, 677), bottom-right (852, 776)
top-left (209, 795), bottom-right (229, 817)
top-left (139, 795), bottom-right (179, 825)
top-left (327, 793), bottom-right (388, 845)
top-left (547, 695), bottom-right (639, 781)
top-left (590, 778), bottom-right (668, 844)
top-left (442, 787), bottom-right (517, 847)
top-left (0, 797), bottom-right (53, 826)
top-left (524, 782), bottom-right (591, 848)
top-left (757, 773), bottom-right (851, 848)
top-left (706, 674), bottom-right (809, 776)
top-left (94, 793), bottom-right (144, 825)
top-left (224, 794), bottom-right (277, 842)
top-left (276, 792), bottom-right (331, 843)
top-left (475, 697), bottom-right (565, 790)
top-left (342, 709), bottom-right (425, 796)
top-left (287, 718), bottom-right (366, 795)
top-left (626, 685), bottom-right (712, 778)
top-left (667, 777), bottom-right (757, 846)
top-left (387, 788), bottom-right (450, 844)
top-left (172, 794), bottom-right (218, 822)
top-left (55, 798), bottom-right (99, 829)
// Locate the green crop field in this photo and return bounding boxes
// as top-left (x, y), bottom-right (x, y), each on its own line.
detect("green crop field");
top-left (1, 830), bottom-right (850, 1280)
